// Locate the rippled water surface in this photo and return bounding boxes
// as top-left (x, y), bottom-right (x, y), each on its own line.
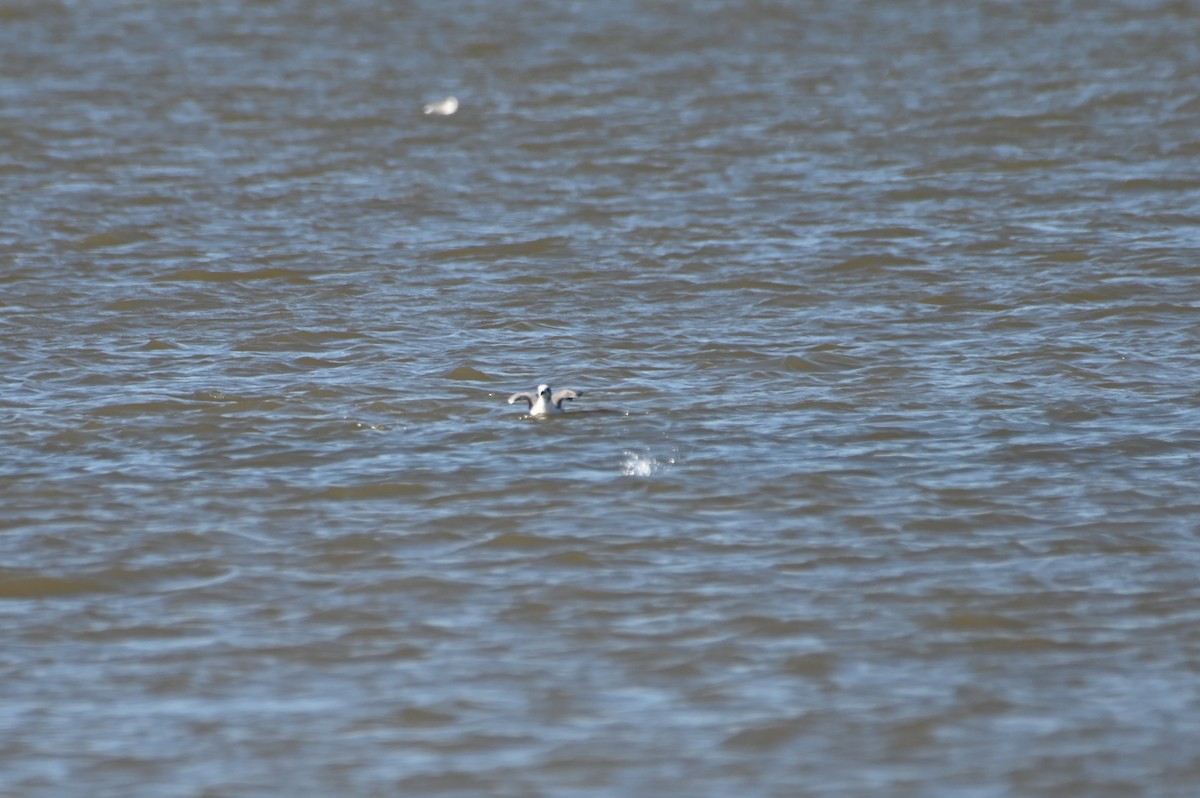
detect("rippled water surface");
top-left (4, 1), bottom-right (1200, 795)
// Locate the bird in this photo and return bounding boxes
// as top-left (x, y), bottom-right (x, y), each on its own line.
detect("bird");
top-left (507, 384), bottom-right (583, 416)
top-left (422, 96), bottom-right (459, 116)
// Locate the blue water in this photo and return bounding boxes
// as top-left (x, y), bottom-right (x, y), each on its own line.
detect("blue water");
top-left (4, 1), bottom-right (1200, 795)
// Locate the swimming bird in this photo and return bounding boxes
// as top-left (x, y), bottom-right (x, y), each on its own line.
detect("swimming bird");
top-left (423, 96), bottom-right (459, 116)
top-left (507, 384), bottom-right (583, 416)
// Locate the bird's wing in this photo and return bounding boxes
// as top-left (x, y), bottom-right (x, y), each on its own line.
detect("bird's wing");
top-left (507, 392), bottom-right (535, 408)
top-left (551, 388), bottom-right (582, 407)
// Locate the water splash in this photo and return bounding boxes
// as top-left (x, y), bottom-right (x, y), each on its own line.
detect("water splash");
top-left (423, 96), bottom-right (459, 116)
top-left (620, 450), bottom-right (674, 477)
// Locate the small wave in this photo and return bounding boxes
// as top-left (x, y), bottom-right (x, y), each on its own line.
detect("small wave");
top-left (0, 574), bottom-right (106, 599)
top-left (444, 365), bottom-right (494, 382)
top-left (154, 267), bottom-right (313, 283)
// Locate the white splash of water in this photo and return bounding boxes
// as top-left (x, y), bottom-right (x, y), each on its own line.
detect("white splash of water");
top-left (620, 450), bottom-right (674, 477)
top-left (422, 96), bottom-right (459, 116)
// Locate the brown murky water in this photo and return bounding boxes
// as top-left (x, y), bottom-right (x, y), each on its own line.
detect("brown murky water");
top-left (4, 1), bottom-right (1200, 795)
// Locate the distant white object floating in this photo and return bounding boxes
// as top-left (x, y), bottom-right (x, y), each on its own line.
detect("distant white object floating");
top-left (423, 96), bottom-right (459, 116)
top-left (507, 384), bottom-right (583, 416)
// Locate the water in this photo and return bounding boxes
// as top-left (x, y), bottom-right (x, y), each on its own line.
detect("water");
top-left (4, 1), bottom-right (1200, 795)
